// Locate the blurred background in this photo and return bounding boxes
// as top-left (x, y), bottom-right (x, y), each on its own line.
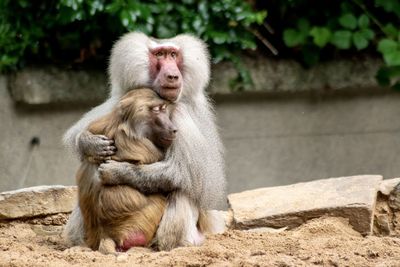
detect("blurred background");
top-left (1, 0), bottom-right (400, 194)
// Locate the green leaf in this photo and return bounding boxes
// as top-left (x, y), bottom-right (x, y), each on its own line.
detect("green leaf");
top-left (210, 31), bottom-right (228, 44)
top-left (255, 10), bottom-right (267, 24)
top-left (377, 39), bottom-right (398, 54)
top-left (383, 23), bottom-right (398, 38)
top-left (331, 30), bottom-right (352, 49)
top-left (309, 27), bottom-right (332, 47)
top-left (192, 16), bottom-right (204, 32)
top-left (89, 0), bottom-right (104, 15)
top-left (156, 23), bottom-right (176, 38)
top-left (283, 28), bottom-right (306, 47)
top-left (339, 13), bottom-right (357, 30)
top-left (0, 54), bottom-right (18, 66)
top-left (240, 39), bottom-right (257, 50)
top-left (198, 1), bottom-right (209, 20)
top-left (182, 0), bottom-right (195, 4)
top-left (375, 0), bottom-right (400, 17)
top-left (383, 50), bottom-right (400, 66)
top-left (359, 28), bottom-right (375, 40)
top-left (229, 56), bottom-right (253, 91)
top-left (119, 10), bottom-right (130, 27)
top-left (358, 14), bottom-right (370, 28)
top-left (105, 2), bottom-right (121, 13)
top-left (17, 0), bottom-right (29, 8)
top-left (352, 31), bottom-right (369, 50)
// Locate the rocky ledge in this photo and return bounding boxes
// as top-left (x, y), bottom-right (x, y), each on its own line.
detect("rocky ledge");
top-left (0, 175), bottom-right (399, 237)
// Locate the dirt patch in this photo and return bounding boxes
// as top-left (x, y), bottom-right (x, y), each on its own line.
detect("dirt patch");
top-left (1, 216), bottom-right (400, 266)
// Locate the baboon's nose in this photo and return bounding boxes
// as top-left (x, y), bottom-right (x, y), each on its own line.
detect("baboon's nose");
top-left (170, 127), bottom-right (178, 136)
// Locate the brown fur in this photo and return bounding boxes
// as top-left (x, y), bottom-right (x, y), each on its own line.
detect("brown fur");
top-left (76, 88), bottom-right (171, 252)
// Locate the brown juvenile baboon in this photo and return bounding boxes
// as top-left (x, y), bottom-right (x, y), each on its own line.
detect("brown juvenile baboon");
top-left (76, 88), bottom-right (177, 253)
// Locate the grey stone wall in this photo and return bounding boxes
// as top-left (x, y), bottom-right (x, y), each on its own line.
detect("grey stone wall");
top-left (211, 56), bottom-right (382, 94)
top-left (1, 57), bottom-right (400, 194)
top-left (0, 75), bottom-right (83, 191)
top-left (219, 92), bottom-right (400, 193)
top-left (8, 56), bottom-right (384, 105)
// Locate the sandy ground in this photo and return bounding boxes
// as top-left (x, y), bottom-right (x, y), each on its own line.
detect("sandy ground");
top-left (0, 215), bottom-right (400, 267)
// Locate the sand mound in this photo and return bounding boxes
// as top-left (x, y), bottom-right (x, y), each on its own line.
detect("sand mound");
top-left (1, 215), bottom-right (400, 266)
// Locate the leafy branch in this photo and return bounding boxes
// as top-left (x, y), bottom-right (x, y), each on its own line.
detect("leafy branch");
top-left (282, 0), bottom-right (400, 89)
top-left (0, 0), bottom-right (266, 91)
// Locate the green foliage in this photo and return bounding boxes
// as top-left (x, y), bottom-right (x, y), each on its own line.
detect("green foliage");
top-left (283, 18), bottom-right (309, 48)
top-left (2, 0), bottom-right (400, 90)
top-left (280, 0), bottom-right (400, 89)
top-left (0, 0), bottom-right (266, 90)
top-left (375, 0), bottom-right (400, 17)
top-left (282, 11), bottom-right (375, 52)
top-left (378, 39), bottom-right (400, 66)
top-left (374, 0), bottom-right (400, 87)
top-left (309, 27), bottom-right (331, 48)
top-left (331, 30), bottom-right (352, 49)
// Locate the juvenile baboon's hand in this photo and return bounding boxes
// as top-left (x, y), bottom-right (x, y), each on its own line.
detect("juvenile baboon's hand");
top-left (98, 160), bottom-right (133, 185)
top-left (78, 131), bottom-right (116, 163)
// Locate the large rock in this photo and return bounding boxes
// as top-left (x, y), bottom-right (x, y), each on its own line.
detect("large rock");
top-left (0, 185), bottom-right (77, 219)
top-left (378, 178), bottom-right (400, 195)
top-left (228, 175), bottom-right (382, 235)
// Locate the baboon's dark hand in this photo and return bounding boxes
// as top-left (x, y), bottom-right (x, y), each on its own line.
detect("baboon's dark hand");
top-left (78, 131), bottom-right (116, 163)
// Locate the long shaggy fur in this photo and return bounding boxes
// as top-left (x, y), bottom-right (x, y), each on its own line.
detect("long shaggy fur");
top-left (63, 32), bottom-right (226, 250)
top-left (77, 89), bottom-right (167, 252)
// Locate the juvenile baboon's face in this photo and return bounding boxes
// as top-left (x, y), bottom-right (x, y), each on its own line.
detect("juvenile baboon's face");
top-left (119, 89), bottom-right (177, 149)
top-left (146, 102), bottom-right (177, 149)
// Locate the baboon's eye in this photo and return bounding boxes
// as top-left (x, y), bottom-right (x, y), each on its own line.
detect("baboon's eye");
top-left (171, 51), bottom-right (177, 59)
top-left (161, 104), bottom-right (167, 111)
top-left (151, 105), bottom-right (160, 113)
top-left (155, 51), bottom-right (163, 58)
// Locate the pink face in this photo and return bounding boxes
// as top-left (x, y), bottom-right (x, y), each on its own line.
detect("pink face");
top-left (149, 46), bottom-right (183, 102)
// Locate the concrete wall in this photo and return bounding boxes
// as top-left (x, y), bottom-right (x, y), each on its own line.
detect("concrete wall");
top-left (219, 93), bottom-right (400, 193)
top-left (0, 75), bottom-right (83, 191)
top-left (2, 74), bottom-right (400, 194)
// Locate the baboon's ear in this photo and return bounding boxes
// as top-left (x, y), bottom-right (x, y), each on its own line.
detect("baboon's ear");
top-left (117, 97), bottom-right (139, 122)
top-left (117, 121), bottom-right (131, 136)
top-left (116, 102), bottom-right (130, 123)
